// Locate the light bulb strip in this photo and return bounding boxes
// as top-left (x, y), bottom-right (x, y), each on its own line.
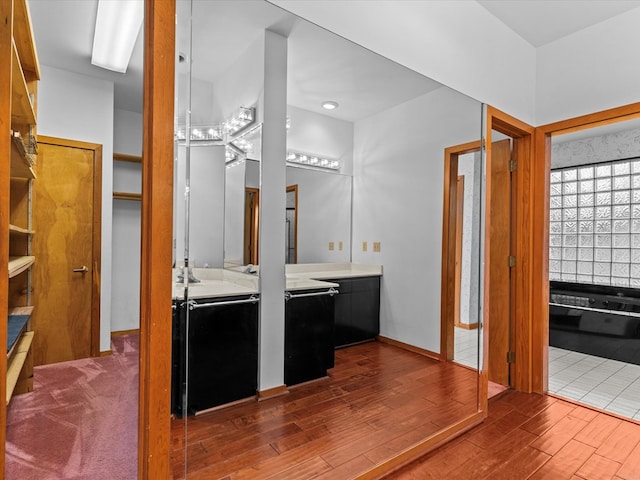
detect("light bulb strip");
top-left (286, 151), bottom-right (340, 170)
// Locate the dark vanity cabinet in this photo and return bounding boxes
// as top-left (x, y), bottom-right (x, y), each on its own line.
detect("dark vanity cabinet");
top-left (285, 290), bottom-right (336, 386)
top-left (329, 276), bottom-right (381, 348)
top-left (171, 295), bottom-right (259, 416)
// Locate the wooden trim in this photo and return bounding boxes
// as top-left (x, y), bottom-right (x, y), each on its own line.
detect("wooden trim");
top-left (454, 175), bottom-right (464, 327)
top-left (38, 136), bottom-right (102, 359)
top-left (355, 412), bottom-right (484, 479)
top-left (484, 106), bottom-right (535, 408)
top-left (111, 328), bottom-right (140, 337)
top-left (99, 350), bottom-right (112, 357)
top-left (441, 141), bottom-right (481, 363)
top-left (139, 1), bottom-right (175, 478)
top-left (1, 0), bottom-right (15, 470)
top-left (113, 192), bottom-right (142, 201)
top-left (533, 102), bottom-right (640, 394)
top-left (377, 335), bottom-right (440, 361)
top-left (257, 384), bottom-right (289, 401)
top-left (537, 101), bottom-right (640, 136)
top-left (286, 184), bottom-right (298, 263)
top-left (114, 152), bottom-right (142, 163)
top-left (37, 136), bottom-right (101, 151)
top-left (92, 145), bottom-right (102, 358)
top-left (455, 322), bottom-right (478, 330)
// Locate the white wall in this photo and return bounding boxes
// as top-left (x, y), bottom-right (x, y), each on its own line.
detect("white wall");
top-left (270, 0), bottom-right (536, 125)
top-left (175, 145), bottom-right (226, 268)
top-left (286, 105), bottom-right (354, 175)
top-left (285, 166), bottom-right (352, 263)
top-left (224, 162), bottom-right (247, 266)
top-left (352, 86), bottom-right (482, 353)
top-left (112, 109), bottom-right (142, 333)
top-left (38, 65), bottom-right (114, 353)
top-left (536, 7), bottom-right (640, 125)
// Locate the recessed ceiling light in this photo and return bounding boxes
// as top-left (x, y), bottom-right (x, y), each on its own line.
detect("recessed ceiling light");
top-left (322, 101), bottom-right (339, 110)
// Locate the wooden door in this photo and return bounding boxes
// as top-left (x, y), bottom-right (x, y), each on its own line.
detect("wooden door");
top-left (31, 137), bottom-right (101, 365)
top-left (488, 139), bottom-right (512, 386)
top-left (243, 188), bottom-right (259, 265)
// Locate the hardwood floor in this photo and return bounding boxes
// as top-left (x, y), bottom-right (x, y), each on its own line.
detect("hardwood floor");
top-left (170, 341), bottom-right (479, 479)
top-left (389, 390), bottom-right (640, 480)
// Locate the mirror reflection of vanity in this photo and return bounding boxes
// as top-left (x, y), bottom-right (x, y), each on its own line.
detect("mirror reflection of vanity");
top-left (172, 1), bottom-right (483, 477)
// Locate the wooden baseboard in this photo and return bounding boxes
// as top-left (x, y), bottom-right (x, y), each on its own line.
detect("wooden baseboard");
top-left (377, 336), bottom-right (440, 361)
top-left (257, 385), bottom-right (289, 401)
top-left (111, 328), bottom-right (140, 337)
top-left (356, 412), bottom-right (484, 479)
top-left (454, 321), bottom-right (479, 330)
top-left (99, 350), bottom-right (112, 357)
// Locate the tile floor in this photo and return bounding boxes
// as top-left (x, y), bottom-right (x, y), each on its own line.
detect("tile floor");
top-left (454, 326), bottom-right (640, 421)
top-left (548, 346), bottom-right (640, 421)
top-left (454, 326), bottom-right (480, 369)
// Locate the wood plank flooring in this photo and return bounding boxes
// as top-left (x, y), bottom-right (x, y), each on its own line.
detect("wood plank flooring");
top-left (170, 341), bottom-right (479, 479)
top-left (389, 390), bottom-right (640, 480)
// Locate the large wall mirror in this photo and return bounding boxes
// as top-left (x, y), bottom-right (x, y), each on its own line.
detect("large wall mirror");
top-left (172, 1), bottom-right (484, 478)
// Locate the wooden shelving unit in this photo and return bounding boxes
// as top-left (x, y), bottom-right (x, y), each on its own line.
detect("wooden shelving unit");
top-left (9, 224), bottom-right (35, 236)
top-left (114, 152), bottom-right (142, 163)
top-left (4, 0), bottom-right (40, 406)
top-left (113, 192), bottom-right (142, 201)
top-left (113, 152), bottom-right (142, 201)
top-left (8, 256), bottom-right (35, 279)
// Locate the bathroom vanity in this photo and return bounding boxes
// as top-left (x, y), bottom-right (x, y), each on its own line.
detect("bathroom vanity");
top-left (286, 263), bottom-right (382, 348)
top-left (171, 264), bottom-right (382, 412)
top-left (171, 269), bottom-right (259, 416)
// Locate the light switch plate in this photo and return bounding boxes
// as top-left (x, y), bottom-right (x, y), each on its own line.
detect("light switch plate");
top-left (338, 241), bottom-right (343, 251)
top-left (362, 241), bottom-right (368, 252)
top-left (329, 242), bottom-right (335, 251)
top-left (373, 242), bottom-right (381, 252)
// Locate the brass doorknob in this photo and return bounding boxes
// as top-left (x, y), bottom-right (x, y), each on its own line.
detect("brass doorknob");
top-left (73, 266), bottom-right (89, 273)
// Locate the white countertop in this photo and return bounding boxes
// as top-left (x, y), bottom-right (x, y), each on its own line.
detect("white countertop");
top-left (286, 263), bottom-right (383, 280)
top-left (172, 263), bottom-right (382, 299)
top-left (173, 268), bottom-right (259, 300)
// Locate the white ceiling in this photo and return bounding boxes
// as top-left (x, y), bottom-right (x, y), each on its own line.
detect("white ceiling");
top-left (477, 0), bottom-right (640, 47)
top-left (28, 0), bottom-right (640, 121)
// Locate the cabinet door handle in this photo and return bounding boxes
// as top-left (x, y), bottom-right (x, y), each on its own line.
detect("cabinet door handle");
top-left (73, 265), bottom-right (89, 273)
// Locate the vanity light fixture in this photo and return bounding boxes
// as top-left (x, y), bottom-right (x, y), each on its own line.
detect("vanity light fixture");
top-left (322, 101), bottom-right (339, 110)
top-left (91, 0), bottom-right (143, 73)
top-left (230, 137), bottom-right (254, 154)
top-left (224, 107), bottom-right (255, 136)
top-left (175, 124), bottom-right (224, 143)
top-left (287, 151), bottom-right (340, 171)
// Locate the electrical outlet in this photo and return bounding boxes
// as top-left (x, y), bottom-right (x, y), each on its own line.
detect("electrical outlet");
top-left (328, 241), bottom-right (335, 251)
top-left (362, 241), bottom-right (368, 252)
top-left (338, 241), bottom-right (343, 251)
top-left (373, 242), bottom-right (381, 252)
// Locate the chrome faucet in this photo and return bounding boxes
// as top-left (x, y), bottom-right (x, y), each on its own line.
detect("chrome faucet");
top-left (176, 264), bottom-right (200, 283)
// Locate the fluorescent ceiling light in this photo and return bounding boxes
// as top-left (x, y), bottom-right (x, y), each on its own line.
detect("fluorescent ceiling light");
top-left (92, 0), bottom-right (143, 73)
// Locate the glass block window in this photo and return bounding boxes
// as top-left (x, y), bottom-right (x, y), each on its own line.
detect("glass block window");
top-left (549, 158), bottom-right (640, 287)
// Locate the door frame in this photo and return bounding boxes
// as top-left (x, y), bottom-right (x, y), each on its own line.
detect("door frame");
top-left (37, 136), bottom-right (102, 359)
top-left (286, 184), bottom-right (298, 264)
top-left (244, 187), bottom-right (260, 265)
top-left (441, 140), bottom-right (481, 362)
top-left (533, 102), bottom-right (640, 395)
top-left (139, 1), bottom-right (175, 477)
top-left (481, 106), bottom-right (535, 413)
